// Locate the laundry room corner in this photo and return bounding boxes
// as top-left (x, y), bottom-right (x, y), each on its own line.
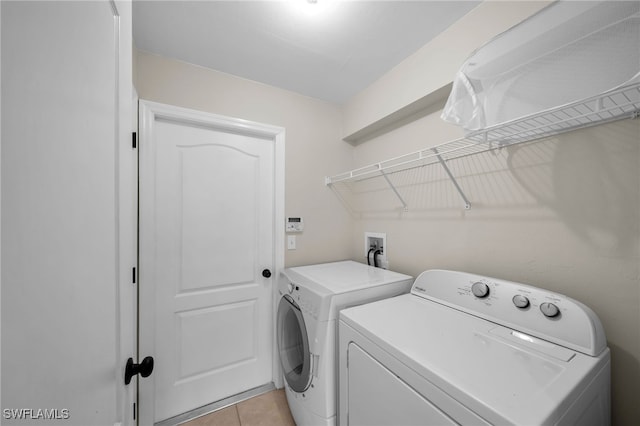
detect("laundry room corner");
top-left (347, 116), bottom-right (640, 425)
top-left (337, 3), bottom-right (640, 423)
top-left (342, 42), bottom-right (640, 425)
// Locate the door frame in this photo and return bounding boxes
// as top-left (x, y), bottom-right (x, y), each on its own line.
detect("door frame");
top-left (113, 1), bottom-right (136, 425)
top-left (136, 100), bottom-right (285, 423)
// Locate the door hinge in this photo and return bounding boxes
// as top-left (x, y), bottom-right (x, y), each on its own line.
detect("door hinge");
top-left (132, 132), bottom-right (137, 149)
top-left (133, 402), bottom-right (136, 420)
top-left (132, 267), bottom-right (136, 284)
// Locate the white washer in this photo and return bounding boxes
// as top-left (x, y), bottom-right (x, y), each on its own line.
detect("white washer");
top-left (338, 269), bottom-right (611, 426)
top-left (277, 261), bottom-right (412, 426)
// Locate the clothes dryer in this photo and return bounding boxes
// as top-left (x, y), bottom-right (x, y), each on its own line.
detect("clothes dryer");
top-left (338, 270), bottom-right (610, 425)
top-left (277, 261), bottom-right (412, 426)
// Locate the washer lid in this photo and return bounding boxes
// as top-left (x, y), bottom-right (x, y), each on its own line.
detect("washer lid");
top-left (340, 294), bottom-right (610, 425)
top-left (284, 261), bottom-right (412, 294)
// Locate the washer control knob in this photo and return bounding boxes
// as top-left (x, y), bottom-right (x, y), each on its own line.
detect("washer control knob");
top-left (540, 302), bottom-right (560, 318)
top-left (287, 282), bottom-right (295, 294)
top-left (512, 294), bottom-right (530, 309)
top-left (471, 282), bottom-right (490, 298)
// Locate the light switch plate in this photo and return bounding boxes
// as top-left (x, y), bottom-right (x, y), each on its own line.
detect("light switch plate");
top-left (287, 235), bottom-right (296, 250)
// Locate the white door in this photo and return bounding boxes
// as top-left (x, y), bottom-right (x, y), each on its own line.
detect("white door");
top-left (138, 101), bottom-right (284, 423)
top-left (2, 1), bottom-right (135, 425)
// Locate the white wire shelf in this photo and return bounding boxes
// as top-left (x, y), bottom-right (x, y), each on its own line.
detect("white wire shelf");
top-left (325, 81), bottom-right (640, 210)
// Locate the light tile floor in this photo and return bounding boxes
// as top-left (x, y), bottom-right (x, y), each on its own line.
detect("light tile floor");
top-left (182, 389), bottom-right (296, 426)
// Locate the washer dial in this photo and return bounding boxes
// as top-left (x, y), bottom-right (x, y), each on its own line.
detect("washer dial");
top-left (540, 302), bottom-right (560, 318)
top-left (471, 282), bottom-right (490, 298)
top-left (512, 294), bottom-right (530, 309)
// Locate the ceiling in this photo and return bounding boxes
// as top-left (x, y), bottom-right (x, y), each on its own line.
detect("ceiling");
top-left (133, 0), bottom-right (480, 104)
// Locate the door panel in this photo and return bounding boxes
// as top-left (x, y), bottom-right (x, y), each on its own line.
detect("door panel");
top-left (176, 300), bottom-right (257, 381)
top-left (139, 103), bottom-right (283, 423)
top-left (178, 142), bottom-right (258, 289)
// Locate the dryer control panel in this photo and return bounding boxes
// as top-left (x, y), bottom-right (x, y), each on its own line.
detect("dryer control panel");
top-left (411, 270), bottom-right (606, 357)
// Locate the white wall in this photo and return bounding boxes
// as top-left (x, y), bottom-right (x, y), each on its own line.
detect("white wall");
top-left (134, 50), bottom-right (354, 267)
top-left (1, 1), bottom-right (133, 424)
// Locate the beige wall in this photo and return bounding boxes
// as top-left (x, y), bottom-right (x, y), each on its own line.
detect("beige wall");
top-left (134, 50), bottom-right (354, 267)
top-left (347, 104), bottom-right (640, 425)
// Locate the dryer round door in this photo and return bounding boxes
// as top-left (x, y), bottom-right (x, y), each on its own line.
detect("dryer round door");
top-left (277, 294), bottom-right (312, 393)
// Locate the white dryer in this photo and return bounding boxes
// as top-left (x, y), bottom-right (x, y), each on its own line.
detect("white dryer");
top-left (338, 269), bottom-right (610, 426)
top-left (277, 261), bottom-right (412, 426)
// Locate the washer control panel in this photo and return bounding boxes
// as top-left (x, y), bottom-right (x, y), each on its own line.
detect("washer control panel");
top-left (411, 270), bottom-right (606, 356)
top-left (471, 281), bottom-right (490, 298)
top-left (283, 282), bottom-right (321, 320)
top-left (512, 294), bottom-right (530, 309)
top-left (278, 270), bottom-right (332, 322)
top-left (540, 302), bottom-right (560, 318)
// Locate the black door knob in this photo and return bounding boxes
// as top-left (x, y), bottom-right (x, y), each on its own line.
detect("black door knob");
top-left (124, 356), bottom-right (154, 385)
top-left (262, 269), bottom-right (272, 278)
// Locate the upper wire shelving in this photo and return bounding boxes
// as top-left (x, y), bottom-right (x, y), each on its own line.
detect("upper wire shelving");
top-left (325, 81), bottom-right (640, 210)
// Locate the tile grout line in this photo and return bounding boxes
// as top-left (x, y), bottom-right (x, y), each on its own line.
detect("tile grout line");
top-left (234, 404), bottom-right (242, 426)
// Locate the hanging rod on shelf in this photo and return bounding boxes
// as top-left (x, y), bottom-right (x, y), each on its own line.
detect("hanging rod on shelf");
top-left (325, 81), bottom-right (640, 210)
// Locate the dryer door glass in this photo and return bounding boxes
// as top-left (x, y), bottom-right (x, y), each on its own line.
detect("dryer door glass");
top-left (277, 295), bottom-right (312, 392)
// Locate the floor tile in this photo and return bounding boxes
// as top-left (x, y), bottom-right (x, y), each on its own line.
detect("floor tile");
top-left (181, 405), bottom-right (241, 426)
top-left (236, 389), bottom-right (296, 426)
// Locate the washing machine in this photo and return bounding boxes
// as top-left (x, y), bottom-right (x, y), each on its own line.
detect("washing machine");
top-left (338, 269), bottom-right (610, 426)
top-left (277, 260), bottom-right (413, 426)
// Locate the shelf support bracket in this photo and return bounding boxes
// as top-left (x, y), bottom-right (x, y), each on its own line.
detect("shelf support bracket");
top-left (380, 169), bottom-right (408, 211)
top-left (432, 148), bottom-right (471, 210)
